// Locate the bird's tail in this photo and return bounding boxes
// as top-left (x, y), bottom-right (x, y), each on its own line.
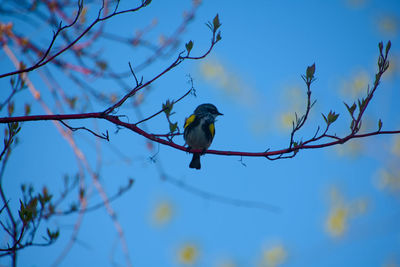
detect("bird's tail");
top-left (189, 153), bottom-right (201, 169)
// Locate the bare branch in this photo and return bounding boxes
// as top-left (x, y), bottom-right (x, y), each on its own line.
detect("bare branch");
top-left (59, 120), bottom-right (109, 141)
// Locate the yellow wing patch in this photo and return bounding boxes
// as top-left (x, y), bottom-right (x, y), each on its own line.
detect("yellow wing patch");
top-left (209, 123), bottom-right (215, 138)
top-left (184, 114), bottom-right (196, 129)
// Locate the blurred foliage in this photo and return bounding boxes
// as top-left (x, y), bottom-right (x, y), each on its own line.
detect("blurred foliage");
top-left (177, 243), bottom-right (199, 265)
top-left (392, 135), bottom-right (400, 156)
top-left (377, 14), bottom-right (399, 37)
top-left (325, 187), bottom-right (368, 238)
top-left (151, 200), bottom-right (174, 226)
top-left (258, 244), bottom-right (287, 267)
top-left (345, 0), bottom-right (367, 8)
top-left (278, 86), bottom-right (304, 130)
top-left (340, 70), bottom-right (370, 99)
top-left (377, 169), bottom-right (400, 194)
top-left (216, 259), bottom-right (237, 267)
top-left (199, 58), bottom-right (259, 107)
top-left (334, 139), bottom-right (364, 158)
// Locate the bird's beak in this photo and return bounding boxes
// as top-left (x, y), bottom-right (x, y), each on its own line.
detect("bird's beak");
top-left (218, 112), bottom-right (223, 116)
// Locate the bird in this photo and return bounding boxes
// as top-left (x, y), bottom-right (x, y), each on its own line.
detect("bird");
top-left (183, 103), bottom-right (223, 169)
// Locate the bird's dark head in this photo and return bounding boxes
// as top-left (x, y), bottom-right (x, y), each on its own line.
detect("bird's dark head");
top-left (194, 103), bottom-right (223, 117)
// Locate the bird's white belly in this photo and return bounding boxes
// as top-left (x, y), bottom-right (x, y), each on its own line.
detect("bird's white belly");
top-left (186, 120), bottom-right (211, 149)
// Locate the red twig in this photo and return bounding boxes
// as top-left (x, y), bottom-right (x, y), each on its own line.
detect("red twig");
top-left (1, 113), bottom-right (399, 158)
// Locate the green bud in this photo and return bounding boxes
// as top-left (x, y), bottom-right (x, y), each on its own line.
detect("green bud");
top-left (213, 14), bottom-right (221, 31)
top-left (306, 63), bottom-right (316, 80)
top-left (216, 32), bottom-right (222, 42)
top-left (385, 40), bottom-right (391, 55)
top-left (169, 122), bottom-right (178, 133)
top-left (185, 40), bottom-right (193, 54)
top-left (378, 42), bottom-right (383, 53)
top-left (327, 111), bottom-right (339, 124)
top-left (162, 100), bottom-right (173, 116)
top-left (344, 102), bottom-right (356, 116)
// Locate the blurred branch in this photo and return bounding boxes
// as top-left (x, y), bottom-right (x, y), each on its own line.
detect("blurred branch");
top-left (0, 0), bottom-right (150, 78)
top-left (163, 174), bottom-right (280, 212)
top-left (51, 178), bottom-right (134, 216)
top-left (1, 39), bottom-right (134, 266)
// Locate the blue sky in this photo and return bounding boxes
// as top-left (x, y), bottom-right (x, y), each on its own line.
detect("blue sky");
top-left (1, 0), bottom-right (400, 266)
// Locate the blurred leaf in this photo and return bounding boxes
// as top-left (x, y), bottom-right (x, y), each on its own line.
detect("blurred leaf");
top-left (18, 199), bottom-right (35, 224)
top-left (70, 202), bottom-right (78, 212)
top-left (110, 94), bottom-right (118, 103)
top-left (39, 186), bottom-right (52, 206)
top-left (27, 197), bottom-right (38, 219)
top-left (79, 7), bottom-right (87, 24)
top-left (67, 96), bottom-right (77, 109)
top-left (46, 228), bottom-right (60, 241)
top-left (24, 103), bottom-right (31, 115)
top-left (96, 60), bottom-right (107, 71)
top-left (7, 101), bottom-right (14, 116)
top-left (79, 188), bottom-right (85, 200)
top-left (19, 61), bottom-right (26, 71)
top-left (18, 200), bottom-right (27, 223)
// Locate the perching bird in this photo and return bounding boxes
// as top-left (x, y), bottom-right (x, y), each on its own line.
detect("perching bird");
top-left (183, 103), bottom-right (223, 169)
